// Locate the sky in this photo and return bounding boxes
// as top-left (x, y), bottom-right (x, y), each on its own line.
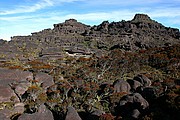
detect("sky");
top-left (0, 0), bottom-right (180, 40)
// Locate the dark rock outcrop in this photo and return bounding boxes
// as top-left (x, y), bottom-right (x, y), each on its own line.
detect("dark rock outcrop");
top-left (137, 86), bottom-right (158, 101)
top-left (0, 39), bottom-right (6, 45)
top-left (118, 93), bottom-right (149, 119)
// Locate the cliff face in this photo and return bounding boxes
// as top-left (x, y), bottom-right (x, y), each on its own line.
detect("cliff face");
top-left (1, 14), bottom-right (180, 61)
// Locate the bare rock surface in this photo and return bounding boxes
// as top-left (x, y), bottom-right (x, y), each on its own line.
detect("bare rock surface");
top-left (65, 106), bottom-right (82, 120)
top-left (0, 103), bottom-right (24, 120)
top-left (0, 68), bottom-right (32, 102)
top-left (0, 68), bottom-right (32, 85)
top-left (0, 68), bottom-right (54, 103)
top-left (18, 104), bottom-right (54, 120)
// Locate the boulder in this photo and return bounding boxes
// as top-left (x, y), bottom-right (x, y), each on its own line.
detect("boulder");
top-left (133, 74), bottom-right (151, 87)
top-left (131, 109), bottom-right (140, 119)
top-left (113, 79), bottom-right (131, 93)
top-left (118, 93), bottom-right (149, 119)
top-left (119, 93), bottom-right (149, 110)
top-left (127, 79), bottom-right (142, 92)
top-left (65, 106), bottom-right (82, 120)
top-left (138, 87), bottom-right (157, 101)
top-left (18, 104), bottom-right (53, 120)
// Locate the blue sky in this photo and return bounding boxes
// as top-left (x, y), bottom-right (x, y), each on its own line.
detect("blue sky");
top-left (0, 0), bottom-right (180, 40)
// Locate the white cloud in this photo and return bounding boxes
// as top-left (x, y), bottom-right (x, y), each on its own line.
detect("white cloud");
top-left (1, 7), bottom-right (180, 25)
top-left (0, 0), bottom-right (54, 15)
top-left (0, 0), bottom-right (84, 15)
top-left (0, 16), bottom-right (33, 21)
top-left (1, 4), bottom-right (180, 23)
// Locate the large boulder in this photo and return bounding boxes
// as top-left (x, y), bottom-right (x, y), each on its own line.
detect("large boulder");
top-left (127, 79), bottom-right (142, 92)
top-left (119, 93), bottom-right (149, 109)
top-left (118, 93), bottom-right (149, 119)
top-left (18, 104), bottom-right (53, 120)
top-left (133, 74), bottom-right (151, 87)
top-left (137, 87), bottom-right (157, 101)
top-left (113, 79), bottom-right (131, 93)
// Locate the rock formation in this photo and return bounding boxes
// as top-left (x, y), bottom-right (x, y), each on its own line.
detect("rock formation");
top-left (3, 13), bottom-right (178, 62)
